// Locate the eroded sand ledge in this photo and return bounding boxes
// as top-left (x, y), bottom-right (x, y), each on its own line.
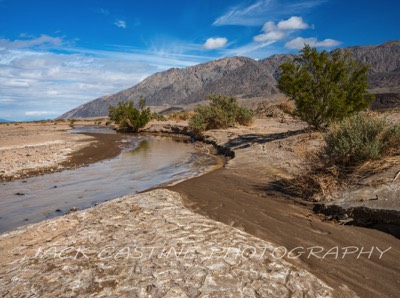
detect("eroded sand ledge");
top-left (0, 189), bottom-right (333, 297)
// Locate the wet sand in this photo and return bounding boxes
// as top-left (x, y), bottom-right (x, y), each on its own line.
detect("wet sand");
top-left (169, 169), bottom-right (399, 297)
top-left (61, 132), bottom-right (124, 168)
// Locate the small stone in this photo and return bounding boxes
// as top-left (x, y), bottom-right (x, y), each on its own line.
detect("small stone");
top-left (15, 192), bottom-right (25, 196)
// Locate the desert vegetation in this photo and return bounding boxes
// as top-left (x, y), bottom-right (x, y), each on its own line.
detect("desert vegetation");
top-left (278, 45), bottom-right (373, 129)
top-left (273, 45), bottom-right (399, 200)
top-left (167, 111), bottom-right (192, 121)
top-left (189, 94), bottom-right (253, 134)
top-left (108, 97), bottom-right (151, 133)
top-left (150, 112), bottom-right (167, 121)
top-left (324, 113), bottom-right (400, 166)
top-left (275, 112), bottom-right (400, 200)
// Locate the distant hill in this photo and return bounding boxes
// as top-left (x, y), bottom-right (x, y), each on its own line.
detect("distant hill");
top-left (59, 40), bottom-right (400, 119)
top-left (0, 118), bottom-right (11, 123)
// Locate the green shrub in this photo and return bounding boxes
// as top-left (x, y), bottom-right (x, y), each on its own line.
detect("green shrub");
top-left (189, 94), bottom-right (253, 134)
top-left (108, 97), bottom-right (151, 133)
top-left (188, 112), bottom-right (208, 135)
top-left (236, 107), bottom-right (254, 126)
top-left (278, 45), bottom-right (373, 129)
top-left (324, 114), bottom-right (400, 166)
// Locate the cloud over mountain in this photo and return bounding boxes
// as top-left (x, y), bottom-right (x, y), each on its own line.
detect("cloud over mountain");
top-left (203, 38), bottom-right (228, 49)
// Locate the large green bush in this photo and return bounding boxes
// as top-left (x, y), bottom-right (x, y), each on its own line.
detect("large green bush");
top-left (189, 94), bottom-right (253, 134)
top-left (278, 45), bottom-right (374, 129)
top-left (324, 114), bottom-right (400, 166)
top-left (108, 97), bottom-right (151, 133)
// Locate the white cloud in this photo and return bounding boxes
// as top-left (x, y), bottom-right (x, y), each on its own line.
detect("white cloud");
top-left (285, 37), bottom-right (341, 49)
top-left (114, 19), bottom-right (126, 29)
top-left (214, 0), bottom-right (326, 26)
top-left (226, 41), bottom-right (277, 57)
top-left (25, 111), bottom-right (56, 116)
top-left (0, 35), bottom-right (210, 121)
top-left (202, 37), bottom-right (228, 50)
top-left (0, 35), bottom-right (63, 49)
top-left (315, 38), bottom-right (342, 48)
top-left (253, 16), bottom-right (308, 43)
top-left (262, 21), bottom-right (276, 32)
top-left (278, 16), bottom-right (309, 30)
top-left (253, 30), bottom-right (285, 42)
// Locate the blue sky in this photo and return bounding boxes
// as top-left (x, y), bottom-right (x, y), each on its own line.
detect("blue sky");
top-left (0, 0), bottom-right (399, 121)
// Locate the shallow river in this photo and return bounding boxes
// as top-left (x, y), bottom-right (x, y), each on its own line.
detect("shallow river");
top-left (0, 131), bottom-right (219, 233)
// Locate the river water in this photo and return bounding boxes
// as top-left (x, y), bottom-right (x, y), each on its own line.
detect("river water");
top-left (0, 131), bottom-right (219, 233)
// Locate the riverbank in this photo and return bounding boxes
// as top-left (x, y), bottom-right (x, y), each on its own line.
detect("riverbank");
top-left (0, 120), bottom-right (125, 181)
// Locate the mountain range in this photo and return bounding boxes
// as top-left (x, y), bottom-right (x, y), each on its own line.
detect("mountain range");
top-left (59, 40), bottom-right (400, 119)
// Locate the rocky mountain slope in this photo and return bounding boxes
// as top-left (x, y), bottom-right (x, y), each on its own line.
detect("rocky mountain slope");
top-left (59, 40), bottom-right (400, 119)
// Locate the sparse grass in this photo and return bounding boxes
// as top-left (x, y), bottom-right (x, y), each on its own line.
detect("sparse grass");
top-left (278, 99), bottom-right (296, 115)
top-left (167, 111), bottom-right (192, 121)
top-left (254, 99), bottom-right (295, 119)
top-left (151, 112), bottom-right (167, 121)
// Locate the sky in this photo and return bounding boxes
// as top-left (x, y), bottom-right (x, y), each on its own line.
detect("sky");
top-left (0, 0), bottom-right (399, 121)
